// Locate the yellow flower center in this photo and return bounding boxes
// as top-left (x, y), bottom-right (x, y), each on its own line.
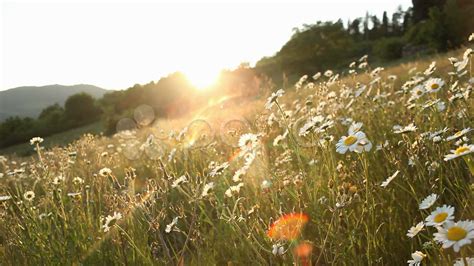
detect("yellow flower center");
top-left (447, 226), bottom-right (467, 241)
top-left (344, 135), bottom-right (358, 146)
top-left (416, 90), bottom-right (423, 95)
top-left (455, 146), bottom-right (469, 155)
top-left (430, 83), bottom-right (439, 90)
top-left (433, 212), bottom-right (448, 223)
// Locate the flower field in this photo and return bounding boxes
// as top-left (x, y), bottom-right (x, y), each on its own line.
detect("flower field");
top-left (1, 40), bottom-right (473, 265)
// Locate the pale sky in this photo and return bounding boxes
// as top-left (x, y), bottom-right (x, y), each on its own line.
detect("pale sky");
top-left (1, 0), bottom-right (411, 90)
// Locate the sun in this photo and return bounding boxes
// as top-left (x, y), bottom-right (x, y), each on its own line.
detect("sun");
top-left (184, 68), bottom-right (220, 90)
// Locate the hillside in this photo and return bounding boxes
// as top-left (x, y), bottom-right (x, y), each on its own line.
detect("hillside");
top-left (0, 46), bottom-right (472, 264)
top-left (0, 84), bottom-right (108, 121)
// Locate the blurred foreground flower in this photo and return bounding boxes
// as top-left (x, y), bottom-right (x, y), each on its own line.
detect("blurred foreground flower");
top-left (293, 241), bottom-right (313, 266)
top-left (267, 213), bottom-right (309, 241)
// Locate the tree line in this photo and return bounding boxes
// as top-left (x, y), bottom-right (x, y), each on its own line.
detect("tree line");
top-left (255, 0), bottom-right (474, 84)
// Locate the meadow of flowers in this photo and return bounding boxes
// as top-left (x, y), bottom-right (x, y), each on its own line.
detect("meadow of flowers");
top-left (1, 36), bottom-right (473, 265)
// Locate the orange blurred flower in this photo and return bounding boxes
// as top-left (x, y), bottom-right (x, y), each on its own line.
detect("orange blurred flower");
top-left (294, 241), bottom-right (313, 266)
top-left (267, 213), bottom-right (309, 241)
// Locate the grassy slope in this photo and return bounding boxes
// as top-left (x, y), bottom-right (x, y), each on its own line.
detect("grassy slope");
top-left (0, 47), bottom-right (473, 265)
top-left (0, 122), bottom-right (103, 157)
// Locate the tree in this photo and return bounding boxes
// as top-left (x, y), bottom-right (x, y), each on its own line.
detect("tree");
top-left (64, 93), bottom-right (102, 125)
top-left (382, 11), bottom-right (389, 36)
top-left (411, 0), bottom-right (445, 23)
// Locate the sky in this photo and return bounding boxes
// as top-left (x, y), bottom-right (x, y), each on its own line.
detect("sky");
top-left (1, 0), bottom-right (412, 90)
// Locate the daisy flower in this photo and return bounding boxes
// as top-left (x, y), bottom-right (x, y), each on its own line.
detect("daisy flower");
top-left (102, 212), bottom-right (122, 232)
top-left (23, 191), bottom-right (35, 201)
top-left (165, 217), bottom-right (179, 233)
top-left (410, 85), bottom-right (426, 100)
top-left (29, 137), bottom-right (44, 145)
top-left (380, 170), bottom-right (400, 188)
top-left (407, 222), bottom-right (424, 238)
top-left (99, 167), bottom-right (112, 177)
top-left (419, 193), bottom-right (438, 210)
top-left (393, 123), bottom-right (417, 134)
top-left (268, 213), bottom-right (309, 241)
top-left (453, 257), bottom-right (474, 266)
top-left (0, 195), bottom-right (12, 202)
top-left (444, 144), bottom-right (474, 161)
top-left (209, 162), bottom-right (230, 177)
top-left (425, 78), bottom-right (445, 93)
top-left (336, 131), bottom-right (371, 154)
top-left (272, 243), bottom-right (285, 256)
top-left (265, 89), bottom-right (284, 110)
top-left (201, 182), bottom-right (214, 197)
top-left (424, 61), bottom-right (436, 76)
top-left (238, 133), bottom-right (259, 155)
top-left (434, 220), bottom-right (474, 252)
top-left (446, 128), bottom-right (472, 141)
top-left (425, 205), bottom-right (455, 227)
top-left (407, 251), bottom-right (426, 266)
top-left (225, 183), bottom-right (244, 198)
top-left (171, 175), bottom-right (188, 188)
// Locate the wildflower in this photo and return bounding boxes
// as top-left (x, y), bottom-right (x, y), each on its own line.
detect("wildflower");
top-left (407, 222), bottom-right (424, 238)
top-left (453, 257), bottom-right (474, 265)
top-left (201, 182), bottom-right (214, 197)
top-left (424, 61), bottom-right (436, 76)
top-left (29, 137), bottom-right (44, 145)
top-left (267, 213), bottom-right (309, 241)
top-left (425, 78), bottom-right (445, 93)
top-left (436, 101), bottom-right (446, 112)
top-left (52, 175), bottom-right (65, 185)
top-left (99, 167), bottom-right (112, 177)
top-left (67, 192), bottom-right (81, 198)
top-left (444, 144), bottom-right (474, 161)
top-left (261, 180), bottom-right (272, 190)
top-left (446, 128), bottom-right (472, 141)
top-left (324, 70), bottom-right (333, 77)
top-left (225, 183), bottom-right (244, 197)
top-left (294, 241), bottom-right (313, 266)
top-left (434, 220), bottom-right (474, 252)
top-left (419, 193), bottom-right (438, 210)
top-left (336, 130), bottom-right (372, 154)
top-left (73, 177), bottom-right (84, 185)
top-left (380, 170), bottom-right (400, 188)
top-left (425, 205), bottom-right (455, 227)
top-left (165, 217), bottom-right (179, 233)
top-left (272, 243), bottom-right (285, 256)
top-left (238, 133), bottom-right (259, 155)
top-left (171, 175), bottom-right (188, 188)
top-left (265, 89), bottom-right (284, 110)
top-left (393, 123), bottom-right (417, 134)
top-left (23, 191), bottom-right (35, 201)
top-left (407, 251), bottom-right (426, 266)
top-left (232, 168), bottom-right (246, 182)
top-left (209, 162), bottom-right (229, 177)
top-left (312, 72), bottom-right (321, 80)
top-left (102, 212), bottom-right (122, 232)
top-left (0, 195), bottom-right (12, 201)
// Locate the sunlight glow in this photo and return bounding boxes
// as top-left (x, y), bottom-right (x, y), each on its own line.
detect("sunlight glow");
top-left (184, 69), bottom-right (220, 90)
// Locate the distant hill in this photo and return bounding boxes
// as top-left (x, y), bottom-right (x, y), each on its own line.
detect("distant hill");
top-left (0, 84), bottom-right (108, 122)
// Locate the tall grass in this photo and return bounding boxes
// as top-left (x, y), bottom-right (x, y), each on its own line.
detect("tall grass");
top-left (0, 45), bottom-right (473, 265)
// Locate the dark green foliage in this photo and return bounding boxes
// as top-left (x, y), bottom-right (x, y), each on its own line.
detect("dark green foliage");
top-left (64, 93), bottom-right (102, 124)
top-left (373, 37), bottom-right (404, 61)
top-left (0, 93), bottom-right (102, 148)
top-left (256, 1), bottom-right (473, 84)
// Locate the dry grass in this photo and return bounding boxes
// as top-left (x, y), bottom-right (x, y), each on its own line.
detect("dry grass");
top-left (0, 46), bottom-right (473, 265)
